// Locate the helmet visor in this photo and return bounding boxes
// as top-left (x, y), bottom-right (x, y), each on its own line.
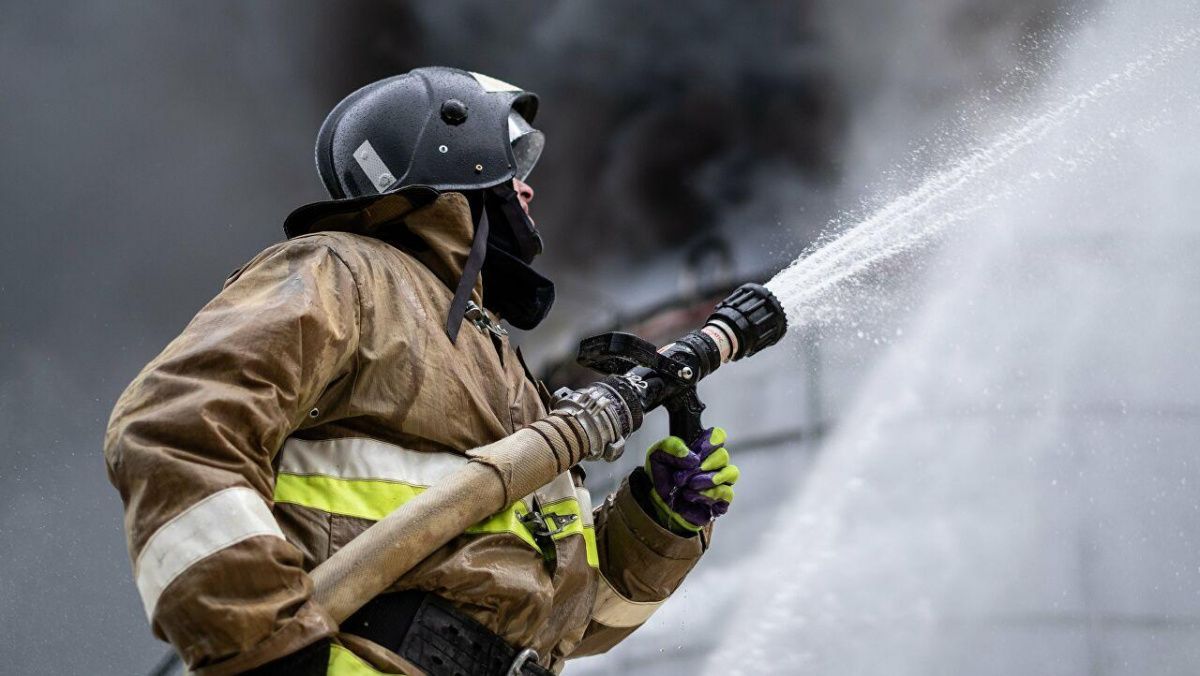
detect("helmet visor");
top-left (508, 110), bottom-right (545, 181)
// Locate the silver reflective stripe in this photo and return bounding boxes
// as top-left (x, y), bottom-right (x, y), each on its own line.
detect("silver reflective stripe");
top-left (276, 437), bottom-right (468, 485)
top-left (592, 572), bottom-right (665, 628)
top-left (575, 484), bottom-right (595, 528)
top-left (352, 140), bottom-right (397, 194)
top-left (533, 471), bottom-right (578, 506)
top-left (134, 487), bottom-right (282, 620)
top-left (469, 71), bottom-right (520, 93)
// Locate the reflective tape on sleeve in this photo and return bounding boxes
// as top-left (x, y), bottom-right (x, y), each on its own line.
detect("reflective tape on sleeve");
top-left (134, 486), bottom-right (283, 620)
top-left (591, 572), bottom-right (665, 628)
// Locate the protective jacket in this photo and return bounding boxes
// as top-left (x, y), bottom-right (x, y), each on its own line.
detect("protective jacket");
top-left (104, 192), bottom-right (710, 674)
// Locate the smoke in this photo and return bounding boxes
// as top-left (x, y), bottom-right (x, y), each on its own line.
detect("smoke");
top-left (383, 1), bottom-right (845, 264)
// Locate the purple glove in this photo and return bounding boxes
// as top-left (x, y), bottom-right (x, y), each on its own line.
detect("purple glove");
top-left (644, 427), bottom-right (738, 533)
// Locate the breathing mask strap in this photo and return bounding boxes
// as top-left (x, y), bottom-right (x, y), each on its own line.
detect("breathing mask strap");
top-left (444, 206), bottom-right (490, 344)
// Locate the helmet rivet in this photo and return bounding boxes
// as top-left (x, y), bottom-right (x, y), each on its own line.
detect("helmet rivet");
top-left (474, 164), bottom-right (484, 173)
top-left (378, 173), bottom-right (394, 187)
top-left (438, 145), bottom-right (449, 154)
top-left (440, 98), bottom-right (469, 125)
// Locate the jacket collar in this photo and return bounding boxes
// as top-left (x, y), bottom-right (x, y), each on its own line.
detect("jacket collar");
top-left (283, 188), bottom-right (483, 305)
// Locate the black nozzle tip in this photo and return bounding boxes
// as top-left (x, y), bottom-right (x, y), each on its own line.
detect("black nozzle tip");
top-left (709, 283), bottom-right (788, 360)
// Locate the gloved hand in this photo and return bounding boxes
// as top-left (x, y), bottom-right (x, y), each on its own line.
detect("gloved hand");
top-left (644, 427), bottom-right (738, 534)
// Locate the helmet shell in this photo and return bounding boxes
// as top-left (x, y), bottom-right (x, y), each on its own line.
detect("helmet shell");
top-left (316, 67), bottom-right (539, 198)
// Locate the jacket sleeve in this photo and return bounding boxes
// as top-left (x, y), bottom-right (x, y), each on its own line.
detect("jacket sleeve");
top-left (569, 467), bottom-right (713, 656)
top-left (104, 236), bottom-right (360, 674)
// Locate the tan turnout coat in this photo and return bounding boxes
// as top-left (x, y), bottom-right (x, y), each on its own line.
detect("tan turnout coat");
top-left (104, 193), bottom-right (709, 674)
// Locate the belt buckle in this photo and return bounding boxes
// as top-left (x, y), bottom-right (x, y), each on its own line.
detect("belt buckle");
top-left (505, 647), bottom-right (539, 676)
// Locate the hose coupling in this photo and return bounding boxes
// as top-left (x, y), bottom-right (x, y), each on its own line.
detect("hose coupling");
top-left (551, 382), bottom-right (634, 462)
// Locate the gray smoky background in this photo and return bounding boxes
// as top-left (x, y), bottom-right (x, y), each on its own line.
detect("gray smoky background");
top-left (0, 1), bottom-right (1077, 674)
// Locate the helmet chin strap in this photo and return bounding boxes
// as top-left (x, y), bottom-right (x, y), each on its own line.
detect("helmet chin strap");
top-left (444, 204), bottom-right (490, 343)
top-left (445, 182), bottom-right (556, 341)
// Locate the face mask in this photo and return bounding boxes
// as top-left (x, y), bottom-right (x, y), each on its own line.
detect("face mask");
top-left (478, 183), bottom-right (554, 330)
top-left (480, 245), bottom-right (555, 330)
top-left (484, 182), bottom-right (543, 264)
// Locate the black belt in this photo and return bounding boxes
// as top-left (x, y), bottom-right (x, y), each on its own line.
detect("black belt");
top-left (342, 591), bottom-right (553, 676)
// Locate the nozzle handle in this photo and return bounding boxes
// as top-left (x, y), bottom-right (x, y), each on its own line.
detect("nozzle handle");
top-left (664, 386), bottom-right (706, 446)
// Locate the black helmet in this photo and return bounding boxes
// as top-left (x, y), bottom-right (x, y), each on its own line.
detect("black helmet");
top-left (316, 66), bottom-right (543, 198)
top-left (289, 67), bottom-right (553, 343)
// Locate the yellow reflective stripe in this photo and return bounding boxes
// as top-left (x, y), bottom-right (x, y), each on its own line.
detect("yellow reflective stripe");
top-left (327, 644), bottom-right (389, 675)
top-left (541, 498), bottom-right (585, 538)
top-left (538, 497), bottom-right (599, 568)
top-left (275, 474), bottom-right (421, 521)
top-left (273, 474), bottom-right (540, 552)
top-left (465, 500), bottom-right (540, 551)
top-left (274, 473), bottom-right (597, 566)
top-left (582, 525), bottom-right (599, 568)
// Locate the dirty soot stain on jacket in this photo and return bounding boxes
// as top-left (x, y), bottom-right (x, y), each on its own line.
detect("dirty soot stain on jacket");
top-left (104, 192), bottom-right (709, 675)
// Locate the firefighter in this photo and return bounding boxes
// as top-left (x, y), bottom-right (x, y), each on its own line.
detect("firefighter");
top-left (104, 67), bottom-right (739, 675)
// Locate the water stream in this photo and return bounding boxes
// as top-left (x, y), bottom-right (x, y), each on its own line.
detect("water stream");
top-left (767, 23), bottom-right (1200, 331)
top-left (705, 3), bottom-right (1200, 674)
